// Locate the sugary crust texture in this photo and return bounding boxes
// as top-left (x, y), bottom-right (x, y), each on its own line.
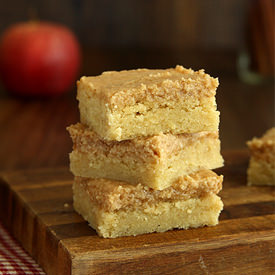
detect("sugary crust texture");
top-left (247, 128), bottom-right (275, 186)
top-left (247, 127), bottom-right (275, 165)
top-left (74, 170), bottom-right (223, 212)
top-left (77, 65), bottom-right (219, 110)
top-left (67, 123), bottom-right (220, 162)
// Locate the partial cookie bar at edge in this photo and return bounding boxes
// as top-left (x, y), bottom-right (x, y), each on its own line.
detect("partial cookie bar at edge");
top-left (77, 65), bottom-right (220, 141)
top-left (247, 127), bottom-right (275, 186)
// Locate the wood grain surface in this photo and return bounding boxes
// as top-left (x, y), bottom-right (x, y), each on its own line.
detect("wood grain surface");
top-left (0, 151), bottom-right (274, 275)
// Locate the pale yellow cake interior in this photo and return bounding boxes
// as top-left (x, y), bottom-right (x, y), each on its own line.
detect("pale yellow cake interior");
top-left (247, 158), bottom-right (275, 186)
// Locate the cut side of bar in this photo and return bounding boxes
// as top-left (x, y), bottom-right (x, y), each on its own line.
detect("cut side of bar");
top-left (68, 123), bottom-right (224, 190)
top-left (77, 65), bottom-right (220, 141)
top-left (247, 127), bottom-right (275, 186)
top-left (73, 170), bottom-right (223, 238)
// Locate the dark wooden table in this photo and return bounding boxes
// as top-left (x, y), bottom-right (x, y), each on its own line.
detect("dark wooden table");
top-left (0, 151), bottom-right (274, 274)
top-left (0, 50), bottom-right (274, 275)
top-left (0, 50), bottom-right (274, 171)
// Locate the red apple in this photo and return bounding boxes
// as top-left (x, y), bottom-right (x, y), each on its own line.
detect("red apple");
top-left (0, 22), bottom-right (81, 96)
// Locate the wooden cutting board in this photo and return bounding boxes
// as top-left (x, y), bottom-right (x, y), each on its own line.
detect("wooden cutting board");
top-left (0, 150), bottom-right (274, 275)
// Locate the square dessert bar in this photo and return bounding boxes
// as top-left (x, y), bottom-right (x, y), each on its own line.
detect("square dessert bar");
top-left (68, 123), bottom-right (224, 190)
top-left (73, 170), bottom-right (223, 238)
top-left (247, 127), bottom-right (275, 186)
top-left (77, 65), bottom-right (220, 141)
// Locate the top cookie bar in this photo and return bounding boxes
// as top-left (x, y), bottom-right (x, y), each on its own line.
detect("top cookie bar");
top-left (77, 65), bottom-right (220, 141)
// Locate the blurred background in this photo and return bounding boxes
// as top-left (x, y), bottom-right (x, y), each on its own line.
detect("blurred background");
top-left (0, 0), bottom-right (274, 170)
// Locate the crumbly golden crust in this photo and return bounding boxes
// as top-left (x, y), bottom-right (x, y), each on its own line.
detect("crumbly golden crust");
top-left (247, 127), bottom-right (275, 164)
top-left (67, 123), bottom-right (220, 162)
top-left (74, 170), bottom-right (223, 212)
top-left (77, 65), bottom-right (219, 110)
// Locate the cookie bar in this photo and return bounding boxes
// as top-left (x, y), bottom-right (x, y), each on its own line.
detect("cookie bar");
top-left (73, 170), bottom-right (223, 238)
top-left (247, 127), bottom-right (275, 186)
top-left (77, 65), bottom-right (220, 141)
top-left (68, 123), bottom-right (224, 190)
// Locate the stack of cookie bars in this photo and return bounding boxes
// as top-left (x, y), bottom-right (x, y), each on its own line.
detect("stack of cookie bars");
top-left (67, 65), bottom-right (224, 238)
